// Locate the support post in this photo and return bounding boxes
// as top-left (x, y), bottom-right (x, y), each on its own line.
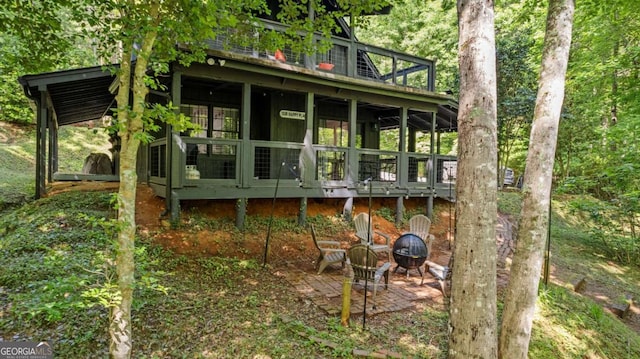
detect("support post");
top-left (396, 196), bottom-right (403, 225)
top-left (298, 197), bottom-right (307, 226)
top-left (167, 71), bottom-right (181, 216)
top-left (49, 118), bottom-right (57, 182)
top-left (35, 89), bottom-right (47, 198)
top-left (170, 191), bottom-right (180, 227)
top-left (236, 198), bottom-right (247, 230)
top-left (241, 83), bottom-right (252, 189)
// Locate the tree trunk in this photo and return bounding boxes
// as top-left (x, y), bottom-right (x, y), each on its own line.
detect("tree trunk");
top-left (448, 1), bottom-right (498, 358)
top-left (498, 1), bottom-right (574, 358)
top-left (109, 4), bottom-right (159, 357)
top-left (109, 40), bottom-right (134, 359)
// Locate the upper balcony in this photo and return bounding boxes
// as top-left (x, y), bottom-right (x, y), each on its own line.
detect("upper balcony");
top-left (206, 18), bottom-right (436, 93)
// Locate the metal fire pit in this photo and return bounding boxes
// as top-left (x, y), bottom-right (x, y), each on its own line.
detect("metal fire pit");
top-left (392, 233), bottom-right (429, 283)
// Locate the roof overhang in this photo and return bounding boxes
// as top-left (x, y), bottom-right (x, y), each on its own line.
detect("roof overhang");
top-left (186, 49), bottom-right (458, 131)
top-left (19, 65), bottom-right (117, 126)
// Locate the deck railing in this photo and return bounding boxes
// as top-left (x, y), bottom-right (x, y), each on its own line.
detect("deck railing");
top-left (356, 149), bottom-right (398, 183)
top-left (251, 140), bottom-right (304, 185)
top-left (407, 153), bottom-right (433, 185)
top-left (179, 137), bottom-right (241, 185)
top-left (434, 154), bottom-right (457, 185)
top-left (207, 19), bottom-right (435, 91)
top-left (172, 137), bottom-right (456, 196)
top-left (315, 146), bottom-right (348, 182)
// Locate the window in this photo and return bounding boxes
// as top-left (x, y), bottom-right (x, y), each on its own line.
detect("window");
top-left (318, 118), bottom-right (348, 147)
top-left (180, 104), bottom-right (240, 141)
top-left (181, 104), bottom-right (209, 138)
top-left (181, 104), bottom-right (240, 162)
top-left (212, 107), bottom-right (240, 139)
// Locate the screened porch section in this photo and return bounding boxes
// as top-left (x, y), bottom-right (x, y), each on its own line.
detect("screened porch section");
top-left (147, 80), bottom-right (457, 197)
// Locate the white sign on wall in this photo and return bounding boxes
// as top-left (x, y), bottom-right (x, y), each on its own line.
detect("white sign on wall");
top-left (279, 110), bottom-right (306, 120)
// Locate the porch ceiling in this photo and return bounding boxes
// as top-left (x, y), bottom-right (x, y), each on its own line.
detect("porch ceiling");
top-left (19, 65), bottom-right (116, 126)
top-left (367, 103), bottom-right (458, 132)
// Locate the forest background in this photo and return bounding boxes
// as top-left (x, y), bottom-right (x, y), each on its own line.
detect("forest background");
top-left (1, 0), bottom-right (640, 358)
top-left (3, 0), bottom-right (639, 226)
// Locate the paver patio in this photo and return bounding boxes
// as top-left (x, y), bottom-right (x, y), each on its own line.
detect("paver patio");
top-left (276, 213), bottom-right (515, 317)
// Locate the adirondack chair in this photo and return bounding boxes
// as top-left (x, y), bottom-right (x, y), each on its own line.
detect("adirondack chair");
top-left (310, 224), bottom-right (346, 274)
top-left (347, 244), bottom-right (391, 309)
top-left (353, 212), bottom-right (391, 260)
top-left (409, 214), bottom-right (435, 258)
top-left (425, 259), bottom-right (451, 297)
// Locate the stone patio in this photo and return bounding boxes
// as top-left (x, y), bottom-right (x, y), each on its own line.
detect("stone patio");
top-left (275, 213), bottom-right (515, 317)
top-left (277, 264), bottom-right (448, 317)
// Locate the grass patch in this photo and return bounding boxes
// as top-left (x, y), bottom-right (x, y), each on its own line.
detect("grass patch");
top-left (0, 123), bottom-right (36, 209)
top-left (530, 284), bottom-right (640, 358)
top-left (56, 125), bottom-right (112, 173)
top-left (1, 192), bottom-right (450, 358)
top-left (497, 190), bottom-right (523, 217)
top-left (0, 124), bottom-right (111, 210)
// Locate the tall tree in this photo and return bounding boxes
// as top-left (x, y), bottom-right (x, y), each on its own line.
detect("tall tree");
top-left (87, 1), bottom-right (268, 356)
top-left (448, 1), bottom-right (498, 358)
top-left (498, 0), bottom-right (574, 358)
top-left (85, 1), bottom-right (389, 357)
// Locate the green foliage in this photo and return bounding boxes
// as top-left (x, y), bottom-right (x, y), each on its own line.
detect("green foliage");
top-left (567, 196), bottom-right (640, 266)
top-left (497, 191), bottom-right (523, 217)
top-left (243, 215), bottom-right (304, 234)
top-left (356, 0), bottom-right (459, 92)
top-left (0, 124), bottom-right (36, 208)
top-left (530, 284), bottom-right (640, 359)
top-left (0, 191), bottom-right (168, 330)
top-left (0, 70), bottom-right (33, 123)
top-left (556, 0), bottom-right (640, 206)
top-left (1, 0), bottom-right (98, 124)
top-left (2, 189), bottom-right (640, 357)
top-left (0, 192), bottom-right (113, 326)
top-left (375, 206), bottom-right (395, 223)
top-left (56, 125), bottom-right (112, 173)
top-left (495, 26), bottom-right (537, 180)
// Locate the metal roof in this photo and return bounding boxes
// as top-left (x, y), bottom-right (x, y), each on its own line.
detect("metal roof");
top-left (19, 63), bottom-right (457, 131)
top-left (19, 65), bottom-right (116, 126)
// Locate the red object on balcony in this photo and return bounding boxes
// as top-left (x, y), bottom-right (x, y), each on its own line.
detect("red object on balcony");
top-left (274, 49), bottom-right (286, 62)
top-left (318, 62), bottom-right (335, 71)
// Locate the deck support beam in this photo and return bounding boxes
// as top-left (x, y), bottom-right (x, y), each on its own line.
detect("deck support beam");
top-left (396, 196), bottom-right (403, 225)
top-left (298, 197), bottom-right (307, 226)
top-left (36, 88), bottom-right (47, 198)
top-left (236, 198), bottom-right (247, 229)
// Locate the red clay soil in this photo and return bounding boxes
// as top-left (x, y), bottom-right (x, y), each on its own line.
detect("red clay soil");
top-left (129, 184), bottom-right (455, 271)
top-left (46, 182), bottom-right (640, 333)
top-left (45, 182), bottom-right (458, 275)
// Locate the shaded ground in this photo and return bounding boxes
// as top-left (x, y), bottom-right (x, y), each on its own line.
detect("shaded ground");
top-left (133, 185), bottom-right (455, 274)
top-left (46, 181), bottom-right (640, 333)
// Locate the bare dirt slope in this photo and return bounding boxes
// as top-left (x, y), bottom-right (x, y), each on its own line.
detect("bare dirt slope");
top-left (131, 184), bottom-right (454, 272)
top-left (47, 181), bottom-right (640, 333)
